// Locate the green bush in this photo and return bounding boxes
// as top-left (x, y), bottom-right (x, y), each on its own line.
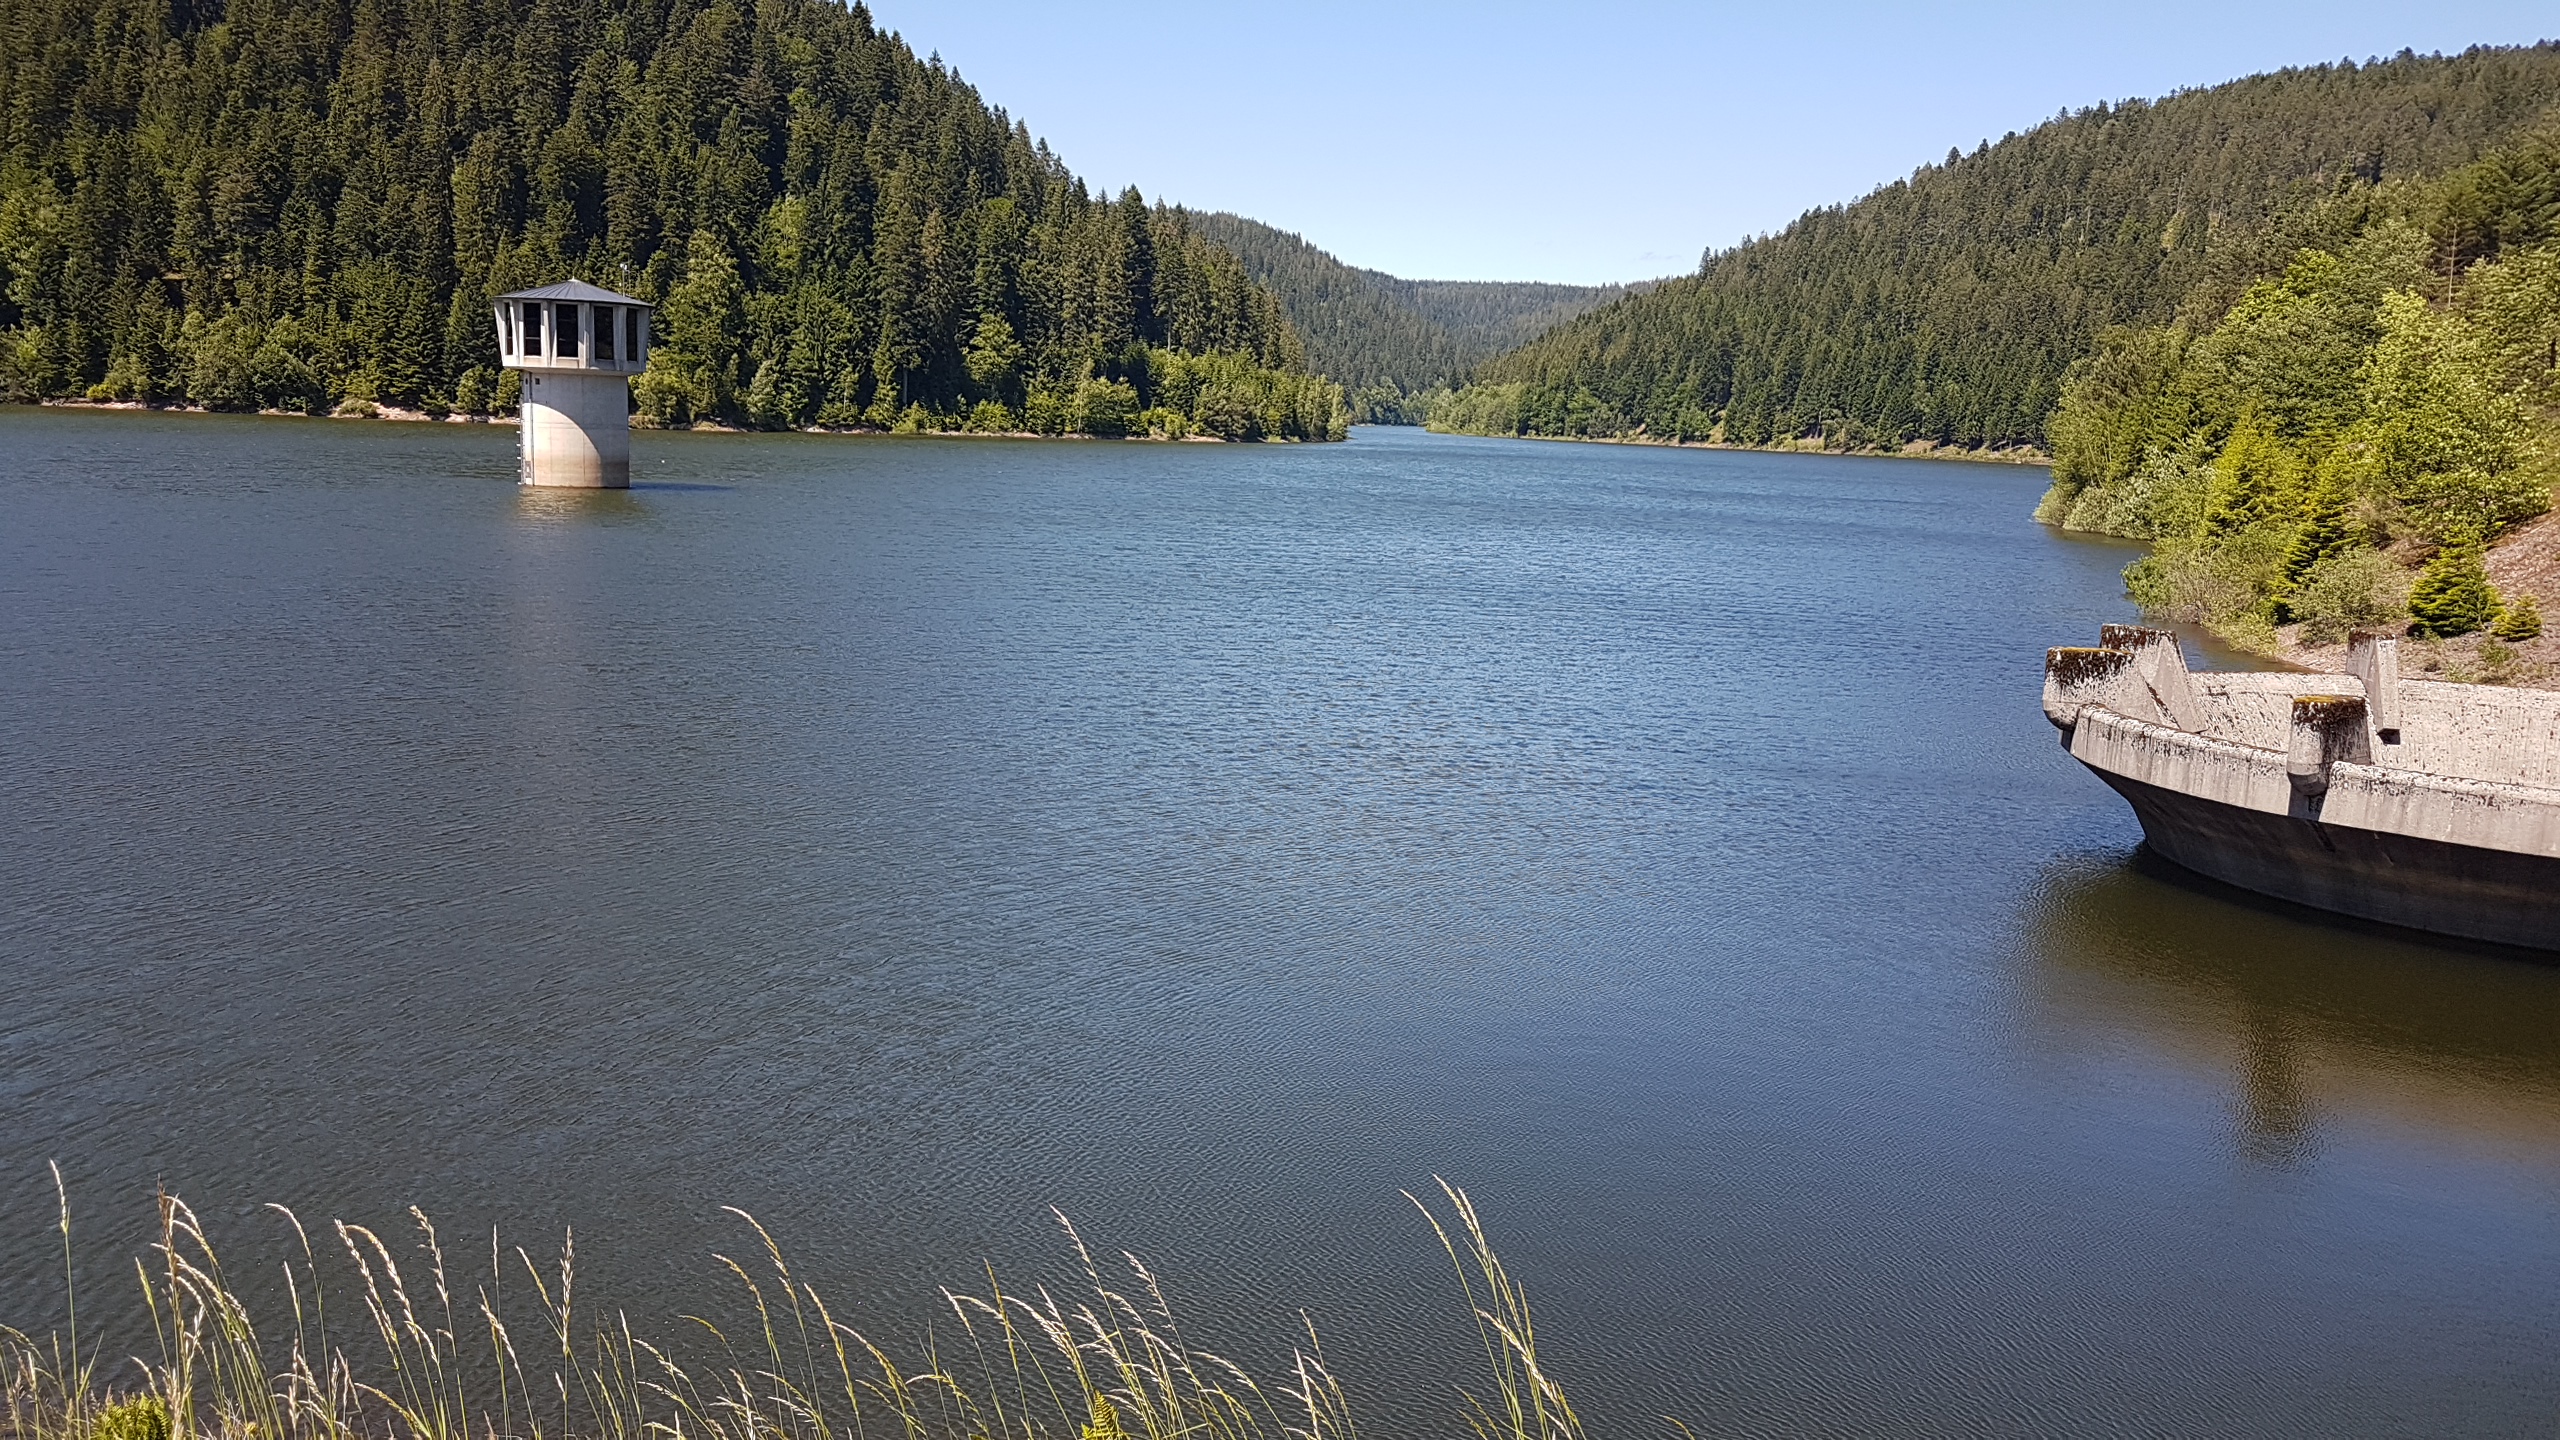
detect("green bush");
top-left (1071, 378), bottom-right (1140, 437)
top-left (2059, 445), bottom-right (2216, 539)
top-left (1190, 383), bottom-right (1260, 440)
top-left (2406, 537), bottom-right (2503, 638)
top-left (2493, 592), bottom-right (2543, 641)
top-left (2289, 548), bottom-right (2410, 645)
top-left (965, 400), bottom-right (1017, 433)
top-left (454, 365), bottom-right (495, 416)
top-left (1424, 380), bottom-right (1527, 436)
top-left (1023, 387), bottom-right (1071, 435)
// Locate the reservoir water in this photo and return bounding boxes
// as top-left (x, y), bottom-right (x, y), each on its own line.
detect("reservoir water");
top-left (3, 410), bottom-right (2557, 1436)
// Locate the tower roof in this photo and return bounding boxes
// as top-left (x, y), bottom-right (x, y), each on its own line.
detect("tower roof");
top-left (498, 278), bottom-right (650, 307)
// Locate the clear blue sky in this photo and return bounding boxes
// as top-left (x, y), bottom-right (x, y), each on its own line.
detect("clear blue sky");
top-left (877, 1), bottom-right (2556, 286)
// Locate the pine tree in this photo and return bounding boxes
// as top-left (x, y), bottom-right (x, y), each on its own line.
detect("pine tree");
top-left (2494, 592), bottom-right (2543, 641)
top-left (2407, 538), bottom-right (2503, 638)
top-left (2203, 416), bottom-right (2303, 536)
top-left (2273, 459), bottom-right (2360, 620)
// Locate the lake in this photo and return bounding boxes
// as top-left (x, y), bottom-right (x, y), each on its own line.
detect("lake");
top-left (3, 410), bottom-right (2556, 1436)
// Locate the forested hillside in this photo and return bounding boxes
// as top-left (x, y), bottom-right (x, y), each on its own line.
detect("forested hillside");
top-left (1432, 44), bottom-right (2560, 450)
top-left (2033, 116), bottom-right (2560, 658)
top-left (1179, 210), bottom-right (1626, 420)
top-left (0, 0), bottom-right (1346, 439)
top-left (1383, 276), bottom-right (1638, 358)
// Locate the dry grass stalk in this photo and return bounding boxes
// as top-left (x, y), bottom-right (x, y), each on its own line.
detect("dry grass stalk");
top-left (4, 1179), bottom-right (1579, 1440)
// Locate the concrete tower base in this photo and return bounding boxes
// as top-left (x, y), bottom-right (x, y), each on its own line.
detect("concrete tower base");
top-left (521, 371), bottom-right (633, 488)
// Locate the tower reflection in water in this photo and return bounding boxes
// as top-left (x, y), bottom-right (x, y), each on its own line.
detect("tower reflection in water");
top-left (512, 484), bottom-right (650, 525)
top-left (2021, 849), bottom-right (2560, 1167)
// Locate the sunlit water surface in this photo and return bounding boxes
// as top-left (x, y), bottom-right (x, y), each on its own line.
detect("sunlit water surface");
top-left (4, 411), bottom-right (2557, 1436)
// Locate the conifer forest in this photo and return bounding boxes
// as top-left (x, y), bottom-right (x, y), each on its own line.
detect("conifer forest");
top-left (0, 0), bottom-right (1347, 438)
top-left (1429, 46), bottom-right (2560, 454)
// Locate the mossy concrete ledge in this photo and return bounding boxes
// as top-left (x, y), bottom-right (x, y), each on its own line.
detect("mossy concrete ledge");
top-left (2043, 625), bottom-right (2560, 949)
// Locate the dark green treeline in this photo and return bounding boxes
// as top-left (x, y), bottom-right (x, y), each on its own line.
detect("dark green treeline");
top-left (0, 0), bottom-right (1347, 439)
top-left (1433, 44), bottom-right (2560, 450)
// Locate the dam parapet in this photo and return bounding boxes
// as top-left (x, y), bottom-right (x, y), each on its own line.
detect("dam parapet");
top-left (2044, 625), bottom-right (2560, 949)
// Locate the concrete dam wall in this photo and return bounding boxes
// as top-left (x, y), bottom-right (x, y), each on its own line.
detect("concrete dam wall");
top-left (2044, 626), bottom-right (2560, 950)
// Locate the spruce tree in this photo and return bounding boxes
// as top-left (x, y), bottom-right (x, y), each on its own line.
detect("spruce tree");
top-left (2274, 464), bottom-right (2359, 621)
top-left (2494, 593), bottom-right (2543, 641)
top-left (2406, 538), bottom-right (2503, 638)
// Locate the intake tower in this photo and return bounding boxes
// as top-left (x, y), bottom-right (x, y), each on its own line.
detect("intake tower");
top-left (495, 281), bottom-right (652, 488)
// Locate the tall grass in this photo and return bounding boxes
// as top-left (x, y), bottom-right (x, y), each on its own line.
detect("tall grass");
top-left (4, 1178), bottom-right (1586, 1440)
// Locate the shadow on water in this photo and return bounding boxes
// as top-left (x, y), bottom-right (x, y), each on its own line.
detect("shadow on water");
top-left (2022, 846), bottom-right (2560, 1164)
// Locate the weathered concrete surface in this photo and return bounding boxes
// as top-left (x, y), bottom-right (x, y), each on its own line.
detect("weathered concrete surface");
top-left (2071, 706), bottom-right (2296, 817)
top-left (2286, 694), bottom-right (2372, 799)
top-left (2045, 623), bottom-right (2560, 949)
top-left (520, 370), bottom-right (632, 488)
top-left (2321, 762), bottom-right (2560, 859)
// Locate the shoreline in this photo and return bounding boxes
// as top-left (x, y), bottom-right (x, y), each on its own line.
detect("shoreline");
top-left (1421, 423), bottom-right (2050, 465)
top-left (30, 400), bottom-right (2036, 460)
top-left (22, 398), bottom-right (1272, 442)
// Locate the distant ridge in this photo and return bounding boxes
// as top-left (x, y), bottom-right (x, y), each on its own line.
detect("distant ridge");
top-left (1179, 211), bottom-right (1639, 418)
top-left (1437, 42), bottom-right (2560, 449)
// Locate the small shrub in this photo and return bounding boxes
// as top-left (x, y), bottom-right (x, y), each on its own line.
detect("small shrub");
top-left (2407, 538), bottom-right (2502, 638)
top-left (453, 365), bottom-right (494, 416)
top-left (259, 348), bottom-right (326, 413)
top-left (1023, 387), bottom-right (1071, 435)
top-left (1071, 378), bottom-right (1140, 437)
top-left (2061, 445), bottom-right (2215, 539)
top-left (2124, 539), bottom-right (2263, 627)
top-left (965, 400), bottom-right (1017, 433)
top-left (2493, 592), bottom-right (2543, 641)
top-left (1192, 384), bottom-right (1262, 441)
top-left (2291, 548), bottom-right (2410, 645)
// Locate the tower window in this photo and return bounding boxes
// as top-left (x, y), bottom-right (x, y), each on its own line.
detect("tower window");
top-left (556, 303), bottom-right (580, 358)
top-left (522, 302), bottom-right (542, 354)
top-left (626, 307), bottom-right (642, 362)
top-left (500, 303), bottom-right (515, 355)
top-left (595, 305), bottom-right (616, 362)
